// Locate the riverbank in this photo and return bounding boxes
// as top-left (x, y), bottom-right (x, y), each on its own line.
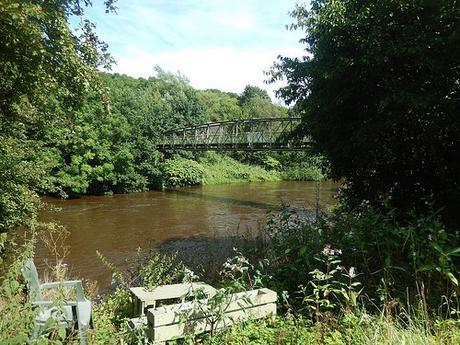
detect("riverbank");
top-left (88, 203), bottom-right (460, 344)
top-left (3, 193), bottom-right (459, 344)
top-left (161, 153), bottom-right (324, 188)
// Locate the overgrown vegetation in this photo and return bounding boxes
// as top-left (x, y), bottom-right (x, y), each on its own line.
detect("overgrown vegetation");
top-left (159, 153), bottom-right (324, 188)
top-left (1, 0), bottom-right (459, 344)
top-left (78, 206), bottom-right (460, 344)
top-left (271, 0), bottom-right (460, 228)
top-left (199, 154), bottom-right (281, 185)
top-left (40, 71), bottom-right (305, 196)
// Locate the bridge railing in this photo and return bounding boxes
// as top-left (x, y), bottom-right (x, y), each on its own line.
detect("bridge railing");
top-left (158, 117), bottom-right (311, 151)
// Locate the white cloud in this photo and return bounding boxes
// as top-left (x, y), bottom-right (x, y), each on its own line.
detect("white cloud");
top-left (112, 45), bottom-right (305, 101)
top-left (85, 0), bottom-right (310, 101)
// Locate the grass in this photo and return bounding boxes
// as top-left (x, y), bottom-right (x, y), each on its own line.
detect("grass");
top-left (203, 314), bottom-right (460, 345)
top-left (281, 165), bottom-right (324, 182)
top-left (198, 154), bottom-right (281, 185)
top-left (161, 153), bottom-right (326, 187)
top-left (4, 178), bottom-right (459, 344)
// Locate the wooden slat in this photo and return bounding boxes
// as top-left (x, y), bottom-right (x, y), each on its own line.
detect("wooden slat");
top-left (152, 303), bottom-right (276, 342)
top-left (147, 288), bottom-right (276, 326)
top-left (130, 282), bottom-right (216, 303)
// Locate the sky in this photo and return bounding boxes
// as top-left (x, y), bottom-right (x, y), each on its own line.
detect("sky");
top-left (79, 0), bottom-right (309, 101)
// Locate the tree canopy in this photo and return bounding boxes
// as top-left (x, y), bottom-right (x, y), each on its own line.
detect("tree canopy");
top-left (41, 73), bottom-right (289, 196)
top-left (271, 0), bottom-right (460, 227)
top-left (0, 0), bottom-right (115, 239)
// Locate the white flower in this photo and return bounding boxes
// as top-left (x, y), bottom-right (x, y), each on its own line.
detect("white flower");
top-left (322, 245), bottom-right (342, 257)
top-left (184, 268), bottom-right (196, 278)
top-left (322, 245), bottom-right (333, 256)
top-left (349, 267), bottom-right (356, 276)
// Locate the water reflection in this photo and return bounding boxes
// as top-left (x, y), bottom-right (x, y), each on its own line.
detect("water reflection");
top-left (36, 181), bottom-right (339, 288)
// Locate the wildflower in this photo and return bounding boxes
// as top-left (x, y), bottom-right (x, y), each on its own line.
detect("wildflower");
top-left (184, 268), bottom-right (196, 279)
top-left (322, 244), bottom-right (333, 256)
top-left (349, 267), bottom-right (356, 277)
top-left (322, 245), bottom-right (342, 256)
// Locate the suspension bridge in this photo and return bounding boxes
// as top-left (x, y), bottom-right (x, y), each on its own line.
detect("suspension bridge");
top-left (158, 117), bottom-right (310, 151)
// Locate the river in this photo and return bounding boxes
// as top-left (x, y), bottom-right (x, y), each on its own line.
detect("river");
top-left (36, 181), bottom-right (339, 289)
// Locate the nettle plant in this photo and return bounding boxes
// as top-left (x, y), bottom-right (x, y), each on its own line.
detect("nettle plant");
top-left (300, 245), bottom-right (363, 323)
top-left (180, 249), bottom-right (265, 340)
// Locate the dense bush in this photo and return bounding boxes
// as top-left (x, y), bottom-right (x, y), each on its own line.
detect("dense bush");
top-left (161, 158), bottom-right (206, 188)
top-left (253, 205), bottom-right (460, 313)
top-left (199, 153), bottom-right (281, 185)
top-left (271, 0), bottom-right (460, 228)
top-left (282, 165), bottom-right (323, 181)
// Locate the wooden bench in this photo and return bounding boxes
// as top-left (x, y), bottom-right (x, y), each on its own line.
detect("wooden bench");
top-left (136, 287), bottom-right (277, 344)
top-left (130, 282), bottom-right (217, 317)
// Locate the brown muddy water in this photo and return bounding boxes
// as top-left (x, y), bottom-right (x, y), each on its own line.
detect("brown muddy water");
top-left (36, 181), bottom-right (339, 289)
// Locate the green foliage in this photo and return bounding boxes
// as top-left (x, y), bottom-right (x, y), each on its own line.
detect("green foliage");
top-left (261, 156), bottom-right (281, 171)
top-left (138, 251), bottom-right (186, 290)
top-left (180, 250), bottom-right (265, 339)
top-left (207, 314), bottom-right (460, 345)
top-left (91, 249), bottom-right (187, 344)
top-left (198, 89), bottom-right (243, 121)
top-left (272, 0), bottom-right (460, 228)
top-left (0, 0), bottom-right (114, 238)
top-left (0, 0), bottom-right (112, 122)
top-left (0, 242), bottom-right (36, 344)
top-left (282, 165), bottom-right (324, 182)
top-left (241, 97), bottom-right (287, 119)
top-left (230, 151), bottom-right (328, 181)
top-left (41, 68), bottom-right (209, 195)
top-left (0, 138), bottom-right (45, 237)
top-left (254, 205), bottom-right (460, 313)
top-left (161, 158), bottom-right (206, 188)
top-left (42, 91), bottom-right (146, 196)
top-left (239, 85), bottom-right (287, 119)
top-left (239, 85), bottom-right (271, 105)
top-left (199, 153), bottom-right (281, 185)
top-left (279, 153), bottom-right (326, 182)
top-left (300, 246), bottom-right (362, 322)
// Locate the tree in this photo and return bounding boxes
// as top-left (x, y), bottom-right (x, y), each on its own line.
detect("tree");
top-left (238, 85), bottom-right (287, 119)
top-left (198, 89), bottom-right (243, 121)
top-left (241, 96), bottom-right (287, 119)
top-left (0, 0), bottom-right (115, 241)
top-left (239, 85), bottom-right (271, 105)
top-left (271, 0), bottom-right (460, 226)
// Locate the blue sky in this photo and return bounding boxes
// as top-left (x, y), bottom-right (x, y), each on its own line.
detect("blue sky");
top-left (79, 1), bottom-right (309, 100)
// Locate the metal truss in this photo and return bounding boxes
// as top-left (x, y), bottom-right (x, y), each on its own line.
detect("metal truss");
top-left (158, 117), bottom-right (311, 151)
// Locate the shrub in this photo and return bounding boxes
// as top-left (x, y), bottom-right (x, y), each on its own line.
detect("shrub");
top-left (199, 154), bottom-right (281, 185)
top-left (255, 205), bottom-right (460, 313)
top-left (282, 165), bottom-right (324, 181)
top-left (160, 158), bottom-right (205, 188)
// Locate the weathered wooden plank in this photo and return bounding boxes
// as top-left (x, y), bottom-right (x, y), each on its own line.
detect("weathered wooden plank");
top-left (130, 282), bottom-right (216, 316)
top-left (131, 282), bottom-right (216, 302)
top-left (151, 303), bottom-right (276, 342)
top-left (147, 288), bottom-right (276, 327)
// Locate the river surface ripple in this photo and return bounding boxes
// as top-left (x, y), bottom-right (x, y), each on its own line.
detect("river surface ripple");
top-left (37, 181), bottom-right (339, 288)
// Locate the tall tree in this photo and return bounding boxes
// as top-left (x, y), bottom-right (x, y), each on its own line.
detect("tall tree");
top-left (239, 85), bottom-right (271, 105)
top-left (0, 0), bottom-right (115, 244)
top-left (271, 0), bottom-right (460, 226)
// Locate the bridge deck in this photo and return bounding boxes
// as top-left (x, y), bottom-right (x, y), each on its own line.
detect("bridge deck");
top-left (158, 117), bottom-right (310, 151)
